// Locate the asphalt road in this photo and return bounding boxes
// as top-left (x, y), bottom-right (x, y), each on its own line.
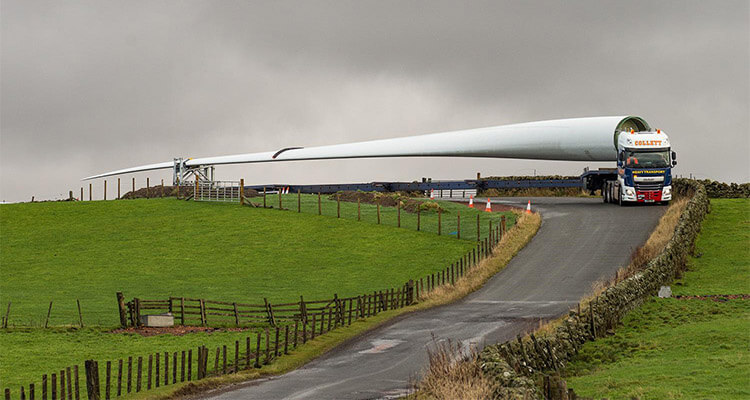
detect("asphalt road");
top-left (204, 197), bottom-right (665, 399)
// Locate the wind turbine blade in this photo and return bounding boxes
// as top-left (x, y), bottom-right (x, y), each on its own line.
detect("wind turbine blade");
top-left (84, 116), bottom-right (649, 179)
top-left (184, 116), bottom-right (640, 166)
top-left (82, 161), bottom-right (174, 181)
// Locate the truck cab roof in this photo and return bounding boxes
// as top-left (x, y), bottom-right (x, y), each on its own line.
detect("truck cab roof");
top-left (617, 130), bottom-right (670, 150)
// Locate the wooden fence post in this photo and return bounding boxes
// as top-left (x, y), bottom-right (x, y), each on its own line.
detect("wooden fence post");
top-left (164, 352), bottom-right (169, 386)
top-left (239, 179), bottom-right (245, 206)
top-left (136, 357), bottom-right (142, 392)
top-left (264, 298), bottom-right (276, 327)
top-left (127, 357), bottom-right (132, 393)
top-left (357, 198), bottom-right (361, 221)
top-left (84, 361), bottom-right (99, 400)
top-left (44, 301), bottom-right (52, 328)
top-left (131, 178), bottom-right (135, 198)
top-left (80, 187), bottom-right (83, 201)
top-left (376, 201), bottom-right (381, 224)
top-left (160, 179), bottom-right (164, 198)
top-left (298, 189), bottom-right (301, 213)
top-left (146, 356), bottom-right (152, 390)
top-left (104, 180), bottom-right (107, 201)
top-left (222, 346), bottom-right (227, 374)
top-left (133, 298), bottom-right (141, 327)
top-left (88, 184), bottom-right (92, 201)
top-left (278, 188), bottom-right (282, 210)
top-left (263, 187), bottom-right (267, 207)
top-left (187, 350), bottom-right (192, 381)
top-left (284, 325), bottom-right (290, 354)
top-left (299, 296), bottom-right (308, 325)
top-left (336, 194), bottom-right (340, 218)
top-left (317, 192), bottom-right (321, 215)
top-left (457, 211), bottom-right (461, 239)
top-left (116, 293), bottom-right (127, 328)
top-left (106, 361), bottom-right (111, 398)
top-left (77, 300), bottom-right (83, 328)
top-left (180, 298), bottom-right (185, 325)
top-left (489, 220), bottom-right (493, 244)
top-left (2, 302), bottom-right (10, 329)
top-left (60, 371), bottom-right (65, 400)
top-left (397, 201), bottom-right (401, 227)
top-left (501, 215), bottom-right (507, 236)
top-left (146, 178), bottom-right (150, 198)
top-left (264, 329), bottom-right (270, 364)
top-left (117, 178), bottom-right (120, 199)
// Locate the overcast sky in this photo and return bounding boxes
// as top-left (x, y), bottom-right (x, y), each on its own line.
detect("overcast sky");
top-left (1, 0), bottom-right (748, 202)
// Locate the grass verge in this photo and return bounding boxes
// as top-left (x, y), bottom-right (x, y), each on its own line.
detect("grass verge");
top-left (565, 198), bottom-right (750, 399)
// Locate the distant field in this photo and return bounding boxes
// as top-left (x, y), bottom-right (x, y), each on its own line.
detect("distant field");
top-left (0, 195), bottom-right (514, 390)
top-left (0, 195), bottom-right (510, 326)
top-left (565, 198), bottom-right (750, 399)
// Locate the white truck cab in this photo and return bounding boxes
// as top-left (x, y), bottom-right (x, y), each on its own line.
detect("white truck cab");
top-left (607, 129), bottom-right (676, 205)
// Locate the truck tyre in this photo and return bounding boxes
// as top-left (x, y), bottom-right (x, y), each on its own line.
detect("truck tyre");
top-left (618, 184), bottom-right (623, 206)
top-left (603, 182), bottom-right (609, 203)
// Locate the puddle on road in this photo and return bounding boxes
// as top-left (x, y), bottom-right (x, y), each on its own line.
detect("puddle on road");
top-left (358, 339), bottom-right (405, 354)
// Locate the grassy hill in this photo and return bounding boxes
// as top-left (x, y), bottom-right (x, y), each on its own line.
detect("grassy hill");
top-left (564, 198), bottom-right (750, 399)
top-left (0, 195), bottom-right (514, 390)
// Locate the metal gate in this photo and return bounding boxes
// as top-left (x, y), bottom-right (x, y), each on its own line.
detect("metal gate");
top-left (194, 180), bottom-right (241, 203)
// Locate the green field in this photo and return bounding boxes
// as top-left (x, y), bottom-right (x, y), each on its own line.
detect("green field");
top-left (0, 195), bottom-right (514, 390)
top-left (565, 199), bottom-right (750, 399)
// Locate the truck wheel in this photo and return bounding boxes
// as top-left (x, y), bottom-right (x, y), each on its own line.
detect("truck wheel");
top-left (618, 185), bottom-right (623, 206)
top-left (603, 182), bottom-right (609, 203)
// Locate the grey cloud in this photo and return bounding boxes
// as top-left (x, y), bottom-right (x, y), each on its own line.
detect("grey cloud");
top-left (1, 0), bottom-right (748, 202)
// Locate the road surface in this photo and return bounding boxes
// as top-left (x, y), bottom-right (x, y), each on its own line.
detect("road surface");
top-left (204, 197), bottom-right (665, 399)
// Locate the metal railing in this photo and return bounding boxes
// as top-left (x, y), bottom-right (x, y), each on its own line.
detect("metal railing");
top-left (194, 181), bottom-right (241, 203)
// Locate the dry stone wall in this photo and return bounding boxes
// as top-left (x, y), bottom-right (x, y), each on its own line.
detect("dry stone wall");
top-left (479, 179), bottom-right (710, 399)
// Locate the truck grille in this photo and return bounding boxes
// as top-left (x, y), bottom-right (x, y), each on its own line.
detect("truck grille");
top-left (635, 183), bottom-right (663, 191)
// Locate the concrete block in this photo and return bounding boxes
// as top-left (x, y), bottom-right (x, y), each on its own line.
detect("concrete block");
top-left (140, 313), bottom-right (174, 327)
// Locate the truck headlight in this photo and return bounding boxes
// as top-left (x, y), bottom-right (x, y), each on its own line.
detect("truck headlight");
top-left (625, 188), bottom-right (634, 196)
top-left (663, 187), bottom-right (671, 195)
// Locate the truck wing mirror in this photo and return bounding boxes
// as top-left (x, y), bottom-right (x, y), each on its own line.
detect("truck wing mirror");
top-left (671, 151), bottom-right (677, 160)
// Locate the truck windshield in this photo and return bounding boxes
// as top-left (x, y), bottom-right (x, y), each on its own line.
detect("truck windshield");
top-left (624, 150), bottom-right (670, 168)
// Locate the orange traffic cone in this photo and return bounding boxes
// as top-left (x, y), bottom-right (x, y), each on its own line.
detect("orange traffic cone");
top-left (430, 189), bottom-right (435, 200)
top-left (525, 200), bottom-right (532, 214)
top-left (468, 195), bottom-right (474, 208)
top-left (485, 198), bottom-right (492, 212)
